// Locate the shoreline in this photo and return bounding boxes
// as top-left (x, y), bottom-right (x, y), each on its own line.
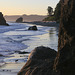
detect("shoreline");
top-left (8, 21), bottom-right (59, 27)
top-left (0, 22), bottom-right (58, 75)
top-left (23, 21), bottom-right (59, 27)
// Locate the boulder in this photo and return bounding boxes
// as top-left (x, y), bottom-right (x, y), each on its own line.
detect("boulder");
top-left (18, 46), bottom-right (59, 75)
top-left (16, 17), bottom-right (23, 23)
top-left (28, 25), bottom-right (38, 30)
top-left (0, 12), bottom-right (9, 26)
top-left (54, 0), bottom-right (75, 75)
top-left (0, 54), bottom-right (3, 57)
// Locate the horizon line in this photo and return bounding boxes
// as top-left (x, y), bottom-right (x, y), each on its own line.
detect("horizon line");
top-left (4, 14), bottom-right (47, 16)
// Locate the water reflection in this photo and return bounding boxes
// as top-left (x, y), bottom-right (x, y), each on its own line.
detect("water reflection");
top-left (48, 27), bottom-right (58, 51)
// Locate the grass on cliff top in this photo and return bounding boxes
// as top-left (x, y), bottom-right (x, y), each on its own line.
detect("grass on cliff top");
top-left (43, 16), bottom-right (60, 23)
top-left (43, 16), bottom-right (55, 21)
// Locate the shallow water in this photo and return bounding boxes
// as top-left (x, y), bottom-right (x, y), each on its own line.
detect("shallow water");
top-left (0, 22), bottom-right (58, 75)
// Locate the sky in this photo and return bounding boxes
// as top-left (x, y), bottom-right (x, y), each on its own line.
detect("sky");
top-left (0, 0), bottom-right (59, 16)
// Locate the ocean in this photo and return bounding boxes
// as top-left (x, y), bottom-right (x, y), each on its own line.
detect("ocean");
top-left (0, 22), bottom-right (58, 75)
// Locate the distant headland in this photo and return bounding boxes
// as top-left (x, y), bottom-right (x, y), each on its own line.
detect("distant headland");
top-left (4, 14), bottom-right (46, 22)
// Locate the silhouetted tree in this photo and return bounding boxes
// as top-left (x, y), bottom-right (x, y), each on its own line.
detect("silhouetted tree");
top-left (47, 6), bottom-right (53, 16)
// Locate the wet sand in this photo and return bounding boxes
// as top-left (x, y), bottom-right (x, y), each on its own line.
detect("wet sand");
top-left (0, 63), bottom-right (25, 75)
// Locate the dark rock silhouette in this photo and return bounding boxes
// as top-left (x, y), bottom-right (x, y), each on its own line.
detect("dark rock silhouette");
top-left (28, 25), bottom-right (38, 30)
top-left (15, 51), bottom-right (29, 54)
top-left (18, 46), bottom-right (58, 75)
top-left (54, 0), bottom-right (75, 75)
top-left (16, 17), bottom-right (23, 22)
top-left (0, 12), bottom-right (9, 26)
top-left (0, 54), bottom-right (3, 56)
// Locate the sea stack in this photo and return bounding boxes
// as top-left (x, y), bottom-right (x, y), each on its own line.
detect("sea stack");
top-left (54, 0), bottom-right (75, 75)
top-left (0, 12), bottom-right (9, 26)
top-left (16, 17), bottom-right (23, 23)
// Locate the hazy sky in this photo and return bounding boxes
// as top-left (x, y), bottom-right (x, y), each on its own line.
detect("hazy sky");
top-left (0, 0), bottom-right (59, 15)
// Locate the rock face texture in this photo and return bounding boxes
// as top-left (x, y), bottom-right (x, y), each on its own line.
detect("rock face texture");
top-left (54, 0), bottom-right (75, 75)
top-left (28, 25), bottom-right (38, 30)
top-left (16, 17), bottom-right (23, 22)
top-left (18, 46), bottom-right (58, 75)
top-left (0, 12), bottom-right (9, 25)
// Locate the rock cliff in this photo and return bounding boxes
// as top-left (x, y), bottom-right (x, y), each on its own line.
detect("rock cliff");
top-left (0, 12), bottom-right (9, 25)
top-left (54, 0), bottom-right (75, 75)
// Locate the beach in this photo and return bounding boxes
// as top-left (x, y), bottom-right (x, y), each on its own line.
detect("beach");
top-left (0, 22), bottom-right (58, 75)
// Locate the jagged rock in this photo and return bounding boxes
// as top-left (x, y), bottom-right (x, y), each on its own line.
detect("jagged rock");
top-left (54, 0), bottom-right (75, 75)
top-left (18, 46), bottom-right (59, 75)
top-left (16, 17), bottom-right (23, 22)
top-left (28, 25), bottom-right (38, 30)
top-left (0, 12), bottom-right (9, 26)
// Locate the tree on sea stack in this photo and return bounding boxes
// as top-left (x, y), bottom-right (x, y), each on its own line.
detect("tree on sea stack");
top-left (0, 12), bottom-right (9, 26)
top-left (47, 6), bottom-right (53, 16)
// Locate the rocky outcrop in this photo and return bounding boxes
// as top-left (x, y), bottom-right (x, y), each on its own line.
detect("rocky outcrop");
top-left (0, 54), bottom-right (3, 57)
top-left (0, 12), bottom-right (9, 26)
top-left (18, 46), bottom-right (59, 75)
top-left (28, 25), bottom-right (38, 30)
top-left (54, 0), bottom-right (75, 75)
top-left (16, 17), bottom-right (23, 22)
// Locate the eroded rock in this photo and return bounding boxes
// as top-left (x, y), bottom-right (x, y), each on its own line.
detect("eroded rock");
top-left (0, 12), bottom-right (9, 26)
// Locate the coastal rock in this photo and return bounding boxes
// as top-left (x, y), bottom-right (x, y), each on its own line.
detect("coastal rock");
top-left (15, 51), bottom-right (29, 54)
top-left (54, 0), bottom-right (75, 75)
top-left (0, 12), bottom-right (9, 26)
top-left (0, 54), bottom-right (3, 56)
top-left (18, 46), bottom-right (59, 75)
top-left (28, 25), bottom-right (38, 30)
top-left (16, 17), bottom-right (23, 22)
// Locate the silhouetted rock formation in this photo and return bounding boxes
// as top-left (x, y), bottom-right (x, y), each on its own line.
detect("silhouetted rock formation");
top-left (16, 17), bottom-right (23, 22)
top-left (54, 0), bottom-right (75, 75)
top-left (28, 25), bottom-right (38, 30)
top-left (0, 54), bottom-right (3, 56)
top-left (18, 46), bottom-right (58, 75)
top-left (0, 12), bottom-right (9, 26)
